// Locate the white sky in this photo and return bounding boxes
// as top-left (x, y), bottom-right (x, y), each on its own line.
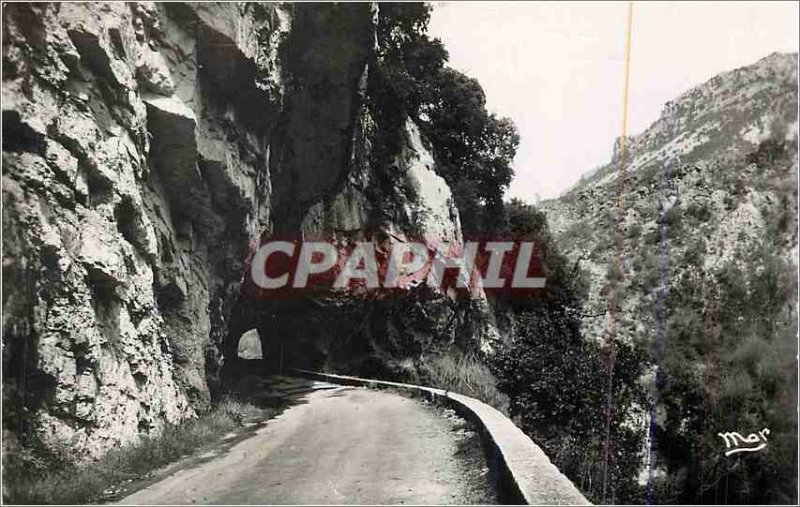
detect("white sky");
top-left (428, 1), bottom-right (799, 201)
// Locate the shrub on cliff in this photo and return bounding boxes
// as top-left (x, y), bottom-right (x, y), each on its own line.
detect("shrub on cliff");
top-left (370, 3), bottom-right (519, 235)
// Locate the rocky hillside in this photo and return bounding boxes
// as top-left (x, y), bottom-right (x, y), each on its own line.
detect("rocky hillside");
top-left (2, 2), bottom-right (490, 458)
top-left (540, 52), bottom-right (798, 501)
top-left (542, 52), bottom-right (797, 342)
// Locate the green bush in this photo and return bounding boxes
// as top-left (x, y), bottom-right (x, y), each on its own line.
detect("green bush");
top-left (491, 305), bottom-right (647, 504)
top-left (415, 349), bottom-right (509, 414)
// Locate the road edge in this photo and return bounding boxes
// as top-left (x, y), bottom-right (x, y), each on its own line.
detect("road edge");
top-left (289, 368), bottom-right (591, 506)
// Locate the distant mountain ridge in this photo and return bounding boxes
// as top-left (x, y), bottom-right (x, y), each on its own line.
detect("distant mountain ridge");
top-left (571, 52), bottom-right (797, 193)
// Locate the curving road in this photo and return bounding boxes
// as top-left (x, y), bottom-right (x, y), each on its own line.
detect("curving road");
top-left (118, 380), bottom-right (492, 505)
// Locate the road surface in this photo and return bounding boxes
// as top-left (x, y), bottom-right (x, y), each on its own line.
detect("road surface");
top-left (118, 380), bottom-right (492, 504)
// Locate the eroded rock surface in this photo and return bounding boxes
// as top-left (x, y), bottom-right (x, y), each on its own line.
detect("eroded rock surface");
top-left (3, 2), bottom-right (490, 458)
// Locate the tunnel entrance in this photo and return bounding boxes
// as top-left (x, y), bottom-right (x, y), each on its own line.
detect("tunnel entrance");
top-left (237, 329), bottom-right (263, 360)
top-left (221, 295), bottom-right (420, 382)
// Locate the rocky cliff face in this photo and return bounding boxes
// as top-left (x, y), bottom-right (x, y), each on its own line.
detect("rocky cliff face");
top-left (542, 53), bottom-right (798, 343)
top-left (2, 2), bottom-right (475, 458)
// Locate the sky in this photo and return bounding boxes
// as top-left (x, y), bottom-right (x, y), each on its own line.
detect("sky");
top-left (428, 1), bottom-right (799, 201)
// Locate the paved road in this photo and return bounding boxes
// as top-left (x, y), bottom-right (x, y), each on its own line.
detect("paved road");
top-left (119, 380), bottom-right (491, 504)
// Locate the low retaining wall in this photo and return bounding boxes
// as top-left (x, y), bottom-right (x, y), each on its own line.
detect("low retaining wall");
top-left (289, 368), bottom-right (590, 506)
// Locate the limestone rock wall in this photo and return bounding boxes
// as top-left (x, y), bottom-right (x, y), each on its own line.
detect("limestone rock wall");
top-left (2, 2), bottom-right (484, 458)
top-left (2, 1), bottom-right (373, 457)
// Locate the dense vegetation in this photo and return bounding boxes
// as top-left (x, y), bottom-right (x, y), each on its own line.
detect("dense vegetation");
top-left (492, 201), bottom-right (648, 504)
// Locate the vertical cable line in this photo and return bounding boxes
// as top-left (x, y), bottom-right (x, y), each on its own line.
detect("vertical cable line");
top-left (646, 160), bottom-right (672, 503)
top-left (602, 2), bottom-right (633, 503)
